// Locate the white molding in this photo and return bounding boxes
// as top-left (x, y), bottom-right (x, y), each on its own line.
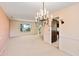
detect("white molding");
top-left (60, 34), bottom-right (79, 41)
top-left (59, 34), bottom-right (79, 56)
top-left (10, 17), bottom-right (35, 22)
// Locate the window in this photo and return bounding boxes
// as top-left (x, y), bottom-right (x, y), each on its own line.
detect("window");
top-left (20, 24), bottom-right (31, 32)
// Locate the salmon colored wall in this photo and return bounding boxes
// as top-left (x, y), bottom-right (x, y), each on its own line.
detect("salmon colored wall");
top-left (53, 3), bottom-right (79, 55)
top-left (10, 20), bottom-right (37, 37)
top-left (0, 7), bottom-right (9, 55)
top-left (43, 18), bottom-right (52, 44)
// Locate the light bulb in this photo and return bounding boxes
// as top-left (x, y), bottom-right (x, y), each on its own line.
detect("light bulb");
top-left (50, 14), bottom-right (53, 19)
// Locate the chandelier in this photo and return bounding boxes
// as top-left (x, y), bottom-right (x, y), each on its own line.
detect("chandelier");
top-left (35, 2), bottom-right (49, 22)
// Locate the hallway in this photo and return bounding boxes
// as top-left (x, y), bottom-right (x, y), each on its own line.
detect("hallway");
top-left (3, 34), bottom-right (68, 56)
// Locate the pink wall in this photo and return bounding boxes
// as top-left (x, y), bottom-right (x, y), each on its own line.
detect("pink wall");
top-left (43, 18), bottom-right (52, 44)
top-left (53, 3), bottom-right (79, 55)
top-left (0, 7), bottom-right (9, 55)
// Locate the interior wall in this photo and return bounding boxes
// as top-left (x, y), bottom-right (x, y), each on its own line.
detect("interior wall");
top-left (53, 3), bottom-right (79, 55)
top-left (0, 7), bottom-right (9, 55)
top-left (43, 18), bottom-right (52, 44)
top-left (10, 20), bottom-right (37, 37)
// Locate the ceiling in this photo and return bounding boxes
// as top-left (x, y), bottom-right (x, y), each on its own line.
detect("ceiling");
top-left (0, 2), bottom-right (77, 20)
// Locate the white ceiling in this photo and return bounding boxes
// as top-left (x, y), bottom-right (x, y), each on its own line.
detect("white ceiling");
top-left (0, 2), bottom-right (77, 20)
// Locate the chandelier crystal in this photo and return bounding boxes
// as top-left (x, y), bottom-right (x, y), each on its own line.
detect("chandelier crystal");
top-left (35, 2), bottom-right (49, 22)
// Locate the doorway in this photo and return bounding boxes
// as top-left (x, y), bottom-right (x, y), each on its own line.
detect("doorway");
top-left (51, 19), bottom-right (59, 48)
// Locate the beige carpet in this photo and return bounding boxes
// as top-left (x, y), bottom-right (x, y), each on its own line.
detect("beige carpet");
top-left (3, 35), bottom-right (68, 56)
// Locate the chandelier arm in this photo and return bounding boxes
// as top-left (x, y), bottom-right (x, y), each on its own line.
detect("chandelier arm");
top-left (43, 2), bottom-right (44, 19)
